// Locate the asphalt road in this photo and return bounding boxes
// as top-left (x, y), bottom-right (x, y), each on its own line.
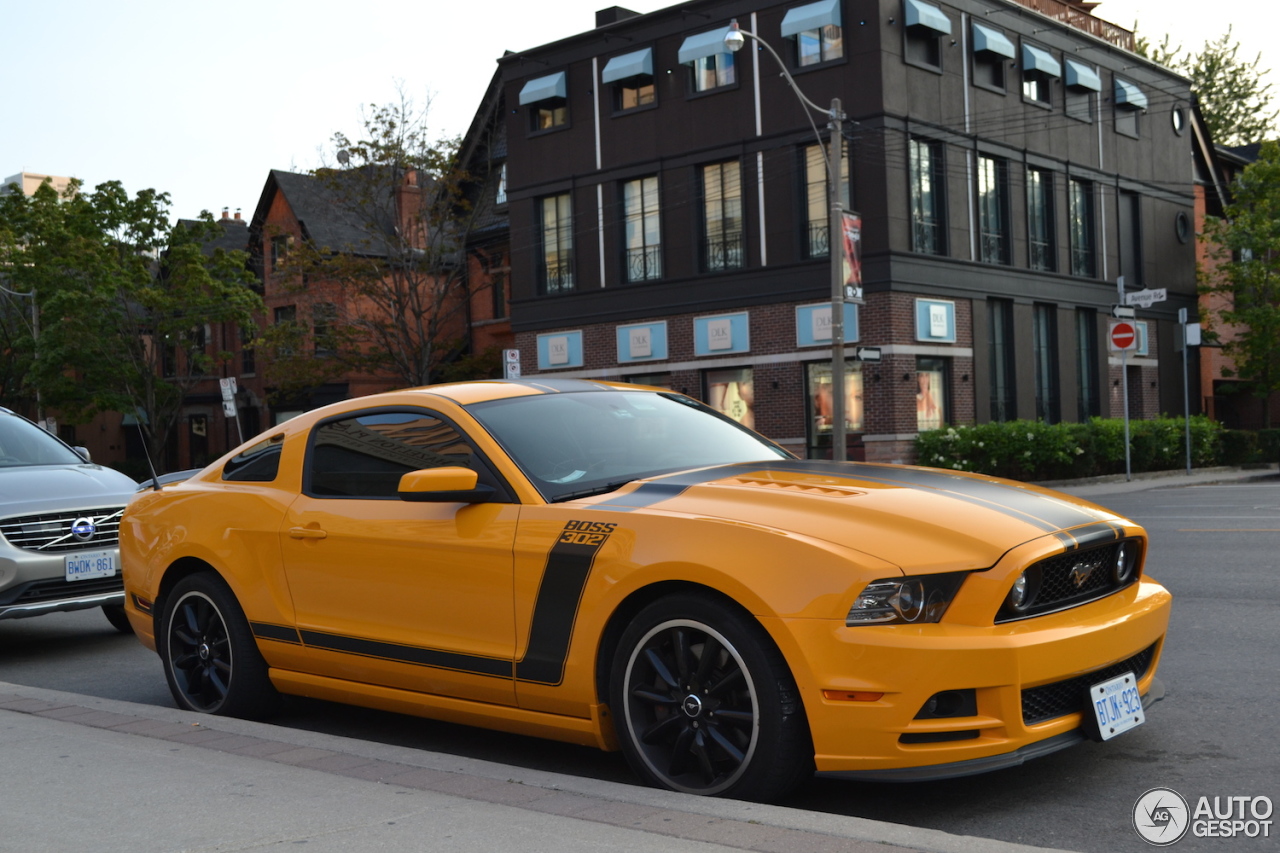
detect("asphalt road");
top-left (2, 479), bottom-right (1277, 853)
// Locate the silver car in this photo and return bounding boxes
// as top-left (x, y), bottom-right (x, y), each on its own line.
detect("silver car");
top-left (0, 408), bottom-right (138, 631)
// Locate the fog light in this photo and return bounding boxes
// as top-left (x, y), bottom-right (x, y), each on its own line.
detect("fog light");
top-left (1006, 566), bottom-right (1041, 613)
top-left (1112, 541), bottom-right (1138, 584)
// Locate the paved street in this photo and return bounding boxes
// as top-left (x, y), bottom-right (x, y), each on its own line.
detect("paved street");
top-left (1, 473), bottom-right (1277, 852)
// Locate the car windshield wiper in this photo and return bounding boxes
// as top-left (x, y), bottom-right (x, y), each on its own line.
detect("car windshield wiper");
top-left (550, 479), bottom-right (638, 503)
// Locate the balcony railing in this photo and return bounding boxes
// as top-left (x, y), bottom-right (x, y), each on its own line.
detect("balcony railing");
top-left (913, 218), bottom-right (941, 255)
top-left (807, 222), bottom-right (830, 258)
top-left (1029, 239), bottom-right (1053, 271)
top-left (542, 260), bottom-right (575, 294)
top-left (626, 246), bottom-right (662, 282)
top-left (1007, 0), bottom-right (1134, 51)
top-left (703, 233), bottom-right (745, 272)
top-left (980, 232), bottom-right (1007, 265)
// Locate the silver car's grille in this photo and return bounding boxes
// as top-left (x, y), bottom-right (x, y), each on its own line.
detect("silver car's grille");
top-left (0, 507), bottom-right (125, 553)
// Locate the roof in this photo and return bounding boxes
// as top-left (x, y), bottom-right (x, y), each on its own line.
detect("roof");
top-left (249, 169), bottom-right (394, 255)
top-left (176, 217), bottom-right (250, 255)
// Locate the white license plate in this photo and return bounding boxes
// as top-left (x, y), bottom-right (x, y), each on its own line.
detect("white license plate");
top-left (1090, 671), bottom-right (1144, 741)
top-left (64, 550), bottom-right (117, 582)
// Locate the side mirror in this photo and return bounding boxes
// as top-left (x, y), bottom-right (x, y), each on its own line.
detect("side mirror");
top-left (398, 466), bottom-right (495, 503)
top-left (75, 446), bottom-right (92, 462)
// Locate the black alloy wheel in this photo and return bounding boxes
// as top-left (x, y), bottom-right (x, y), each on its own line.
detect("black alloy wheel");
top-left (160, 573), bottom-right (276, 718)
top-left (610, 593), bottom-right (812, 801)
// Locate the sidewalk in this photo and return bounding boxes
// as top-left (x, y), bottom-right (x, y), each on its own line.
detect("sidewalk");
top-left (1036, 463), bottom-right (1280, 498)
top-left (0, 681), bottom-right (1070, 853)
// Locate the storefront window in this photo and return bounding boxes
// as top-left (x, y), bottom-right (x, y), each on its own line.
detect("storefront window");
top-left (916, 357), bottom-right (947, 431)
top-left (807, 361), bottom-right (862, 457)
top-left (704, 368), bottom-right (755, 429)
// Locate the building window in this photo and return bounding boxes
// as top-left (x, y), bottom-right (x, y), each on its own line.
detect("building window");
top-left (916, 357), bottom-right (948, 431)
top-left (273, 305), bottom-right (297, 357)
top-left (1026, 167), bottom-right (1055, 271)
top-left (491, 271), bottom-right (508, 319)
top-left (1069, 178), bottom-right (1095, 278)
top-left (1076, 308), bottom-right (1100, 420)
top-left (604, 47), bottom-right (656, 111)
top-left (1021, 44), bottom-right (1059, 106)
top-left (691, 52), bottom-right (735, 92)
top-left (1064, 59), bottom-right (1099, 122)
top-left (903, 0), bottom-right (949, 69)
top-left (239, 323), bottom-right (256, 376)
top-left (802, 142), bottom-right (851, 258)
top-left (971, 23), bottom-right (1013, 92)
top-left (795, 24), bottom-right (843, 66)
top-left (909, 138), bottom-right (945, 255)
top-left (539, 194), bottom-right (574, 294)
top-left (270, 235), bottom-right (290, 271)
top-left (704, 368), bottom-right (754, 429)
top-left (1032, 304), bottom-right (1059, 424)
top-left (700, 162), bottom-right (744, 272)
top-left (977, 155), bottom-right (1009, 265)
top-left (1114, 77), bottom-right (1147, 138)
top-left (1119, 190), bottom-right (1143, 286)
top-left (623, 177), bottom-right (662, 282)
top-left (807, 361), bottom-right (863, 457)
top-left (495, 164), bottom-right (507, 205)
top-left (313, 302), bottom-right (337, 357)
top-left (989, 299), bottom-right (1016, 422)
top-left (519, 71), bottom-right (569, 132)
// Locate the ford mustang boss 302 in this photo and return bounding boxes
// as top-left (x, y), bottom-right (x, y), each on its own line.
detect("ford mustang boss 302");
top-left (121, 380), bottom-right (1170, 801)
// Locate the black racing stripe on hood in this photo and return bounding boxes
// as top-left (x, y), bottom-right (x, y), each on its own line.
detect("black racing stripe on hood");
top-left (1053, 521), bottom-right (1126, 551)
top-left (758, 460), bottom-right (1104, 532)
top-left (589, 463), bottom-right (764, 511)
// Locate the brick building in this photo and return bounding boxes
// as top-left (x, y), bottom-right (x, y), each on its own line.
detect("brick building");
top-left (493, 0), bottom-right (1200, 462)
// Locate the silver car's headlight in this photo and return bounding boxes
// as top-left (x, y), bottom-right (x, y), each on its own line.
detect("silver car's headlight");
top-left (846, 573), bottom-right (968, 626)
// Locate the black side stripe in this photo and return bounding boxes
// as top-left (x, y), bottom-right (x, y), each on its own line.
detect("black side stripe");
top-left (296, 630), bottom-right (513, 678)
top-left (515, 532), bottom-right (610, 685)
top-left (251, 623), bottom-right (302, 644)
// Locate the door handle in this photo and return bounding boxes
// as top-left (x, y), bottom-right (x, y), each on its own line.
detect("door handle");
top-left (288, 526), bottom-right (328, 540)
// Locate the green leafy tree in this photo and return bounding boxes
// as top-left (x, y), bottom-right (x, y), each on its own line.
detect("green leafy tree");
top-left (0, 178), bottom-right (263, 466)
top-left (1201, 141), bottom-right (1280, 427)
top-left (263, 93), bottom-right (497, 396)
top-left (1136, 26), bottom-right (1277, 146)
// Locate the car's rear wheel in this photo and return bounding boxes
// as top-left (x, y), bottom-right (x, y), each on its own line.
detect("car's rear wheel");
top-left (609, 593), bottom-right (813, 801)
top-left (159, 573), bottom-right (277, 718)
top-left (102, 603), bottom-right (133, 634)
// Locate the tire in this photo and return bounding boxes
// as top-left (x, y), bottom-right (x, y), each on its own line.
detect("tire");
top-left (102, 603), bottom-right (134, 634)
top-left (159, 573), bottom-right (277, 718)
top-left (608, 593), bottom-right (813, 801)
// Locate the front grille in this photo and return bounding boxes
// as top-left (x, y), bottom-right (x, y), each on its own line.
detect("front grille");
top-left (996, 541), bottom-right (1137, 622)
top-left (0, 507), bottom-right (124, 553)
top-left (0, 575), bottom-right (124, 606)
top-left (1022, 643), bottom-right (1157, 725)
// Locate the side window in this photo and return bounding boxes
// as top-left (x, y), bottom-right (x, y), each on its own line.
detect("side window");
top-left (222, 434), bottom-right (285, 482)
top-left (307, 411), bottom-right (474, 498)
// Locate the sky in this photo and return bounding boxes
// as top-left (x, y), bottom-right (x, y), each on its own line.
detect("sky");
top-left (2, 0), bottom-right (1270, 223)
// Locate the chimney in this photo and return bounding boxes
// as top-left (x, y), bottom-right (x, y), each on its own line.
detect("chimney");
top-left (234, 208), bottom-right (242, 221)
top-left (220, 208), bottom-right (230, 221)
top-left (596, 6), bottom-right (639, 27)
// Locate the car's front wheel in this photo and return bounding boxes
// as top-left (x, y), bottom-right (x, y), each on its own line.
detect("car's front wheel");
top-left (609, 593), bottom-right (813, 801)
top-left (159, 573), bottom-right (277, 718)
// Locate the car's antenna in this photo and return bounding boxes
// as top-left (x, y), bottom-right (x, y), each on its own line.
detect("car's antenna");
top-left (133, 418), bottom-right (162, 491)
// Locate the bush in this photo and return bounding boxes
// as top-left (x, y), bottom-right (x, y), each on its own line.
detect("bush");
top-left (916, 416), bottom-right (1224, 481)
top-left (1218, 430), bottom-right (1258, 465)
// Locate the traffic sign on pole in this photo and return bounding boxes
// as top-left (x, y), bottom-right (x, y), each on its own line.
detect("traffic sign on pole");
top-left (1109, 321), bottom-right (1137, 351)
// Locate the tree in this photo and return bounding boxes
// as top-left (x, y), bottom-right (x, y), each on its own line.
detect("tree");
top-left (0, 178), bottom-right (263, 467)
top-left (1200, 141), bottom-right (1280, 427)
top-left (262, 93), bottom-right (499, 395)
top-left (1136, 26), bottom-right (1277, 146)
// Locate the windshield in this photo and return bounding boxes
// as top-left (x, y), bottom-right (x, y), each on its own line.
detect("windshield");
top-left (0, 414), bottom-right (86, 467)
top-left (467, 390), bottom-right (790, 502)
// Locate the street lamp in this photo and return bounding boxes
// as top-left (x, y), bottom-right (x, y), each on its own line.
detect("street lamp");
top-left (724, 19), bottom-right (859, 461)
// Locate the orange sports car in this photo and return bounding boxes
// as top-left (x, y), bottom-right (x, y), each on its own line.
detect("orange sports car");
top-left (121, 380), bottom-right (1170, 801)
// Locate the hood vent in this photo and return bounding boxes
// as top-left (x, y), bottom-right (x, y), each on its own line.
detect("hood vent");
top-left (720, 477), bottom-right (863, 498)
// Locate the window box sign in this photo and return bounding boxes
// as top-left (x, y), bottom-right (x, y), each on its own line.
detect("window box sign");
top-left (914, 299), bottom-right (956, 343)
top-left (616, 322), bottom-right (668, 364)
top-left (796, 302), bottom-right (860, 348)
top-left (536, 330), bottom-right (584, 370)
top-left (694, 312), bottom-right (750, 356)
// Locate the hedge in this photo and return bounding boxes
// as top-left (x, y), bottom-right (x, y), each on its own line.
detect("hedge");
top-left (915, 416), bottom-right (1224, 481)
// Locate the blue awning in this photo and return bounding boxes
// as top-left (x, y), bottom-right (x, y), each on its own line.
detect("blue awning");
top-left (678, 26), bottom-right (734, 64)
top-left (1064, 58), bottom-right (1101, 91)
top-left (781, 0), bottom-right (842, 37)
top-left (1022, 44), bottom-right (1060, 77)
top-left (972, 23), bottom-right (1015, 59)
top-left (518, 71), bottom-right (567, 106)
top-left (602, 48), bottom-right (654, 83)
top-left (904, 0), bottom-right (950, 35)
top-left (1114, 77), bottom-right (1149, 109)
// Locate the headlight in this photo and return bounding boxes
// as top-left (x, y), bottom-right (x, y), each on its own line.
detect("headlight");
top-left (1005, 565), bottom-right (1043, 614)
top-left (1112, 540), bottom-right (1138, 584)
top-left (846, 572), bottom-right (968, 625)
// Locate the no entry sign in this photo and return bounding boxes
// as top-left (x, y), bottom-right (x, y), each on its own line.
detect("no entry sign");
top-left (1109, 320), bottom-right (1137, 351)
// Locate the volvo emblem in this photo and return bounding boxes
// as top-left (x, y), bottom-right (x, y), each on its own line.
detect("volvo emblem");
top-left (1069, 561), bottom-right (1096, 588)
top-left (681, 694), bottom-right (704, 718)
top-left (70, 517), bottom-right (97, 542)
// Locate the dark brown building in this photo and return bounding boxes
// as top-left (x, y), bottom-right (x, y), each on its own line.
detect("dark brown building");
top-left (495, 0), bottom-right (1199, 461)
